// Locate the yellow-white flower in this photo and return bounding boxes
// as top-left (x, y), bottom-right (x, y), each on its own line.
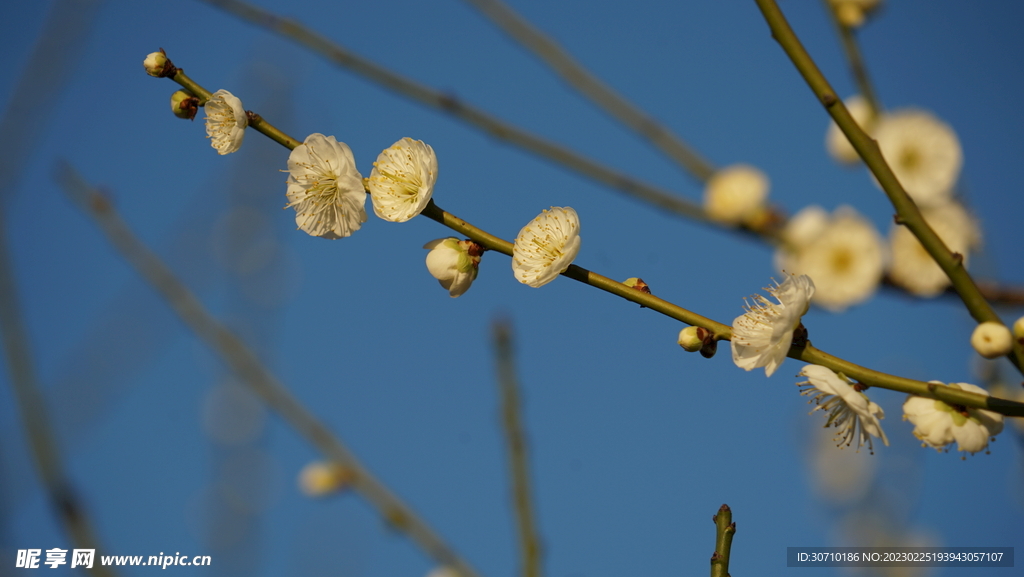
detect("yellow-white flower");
top-left (143, 50), bottom-right (169, 77)
top-left (367, 137), bottom-right (437, 222)
top-left (827, 0), bottom-right (882, 28)
top-left (776, 205), bottom-right (885, 312)
top-left (424, 238), bottom-right (482, 298)
top-left (285, 133), bottom-right (367, 239)
top-left (873, 109), bottom-right (962, 207)
top-left (204, 89), bottom-right (247, 155)
top-left (703, 164), bottom-right (769, 226)
top-left (888, 200), bottom-right (979, 296)
top-left (731, 274), bottom-right (815, 377)
top-left (512, 207), bottom-right (581, 288)
top-left (825, 95), bottom-right (875, 164)
top-left (798, 365), bottom-right (888, 454)
top-left (903, 382), bottom-right (1004, 454)
top-left (970, 321), bottom-right (1013, 359)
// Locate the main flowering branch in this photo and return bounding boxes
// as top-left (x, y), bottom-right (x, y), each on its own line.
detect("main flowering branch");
top-left (752, 0), bottom-right (1024, 376)
top-left (197, 0), bottom-right (1024, 307)
top-left (148, 63), bottom-right (1024, 418)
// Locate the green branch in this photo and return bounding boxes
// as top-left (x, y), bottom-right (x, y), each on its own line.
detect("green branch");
top-left (710, 504), bottom-right (736, 577)
top-left (752, 0), bottom-right (1024, 376)
top-left (148, 64), bottom-right (1024, 418)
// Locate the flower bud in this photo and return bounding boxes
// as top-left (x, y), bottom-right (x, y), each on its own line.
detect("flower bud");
top-left (971, 321), bottom-right (1013, 359)
top-left (170, 89), bottom-right (199, 120)
top-left (678, 326), bottom-right (703, 352)
top-left (1013, 315), bottom-right (1024, 341)
top-left (424, 238), bottom-right (482, 297)
top-left (143, 50), bottom-right (171, 77)
top-left (298, 461), bottom-right (355, 497)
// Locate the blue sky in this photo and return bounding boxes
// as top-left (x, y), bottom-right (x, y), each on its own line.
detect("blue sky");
top-left (2, 1), bottom-right (1022, 576)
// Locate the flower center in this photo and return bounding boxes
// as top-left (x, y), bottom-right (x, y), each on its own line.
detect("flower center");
top-left (898, 146), bottom-right (922, 171)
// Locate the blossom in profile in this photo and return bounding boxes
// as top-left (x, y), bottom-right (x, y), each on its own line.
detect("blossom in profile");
top-left (873, 109), bottom-right (962, 207)
top-left (285, 134), bottom-right (367, 239)
top-left (731, 274), bottom-right (815, 377)
top-left (970, 321), bottom-right (1013, 359)
top-left (797, 365), bottom-right (888, 454)
top-left (703, 164), bottom-right (769, 226)
top-left (367, 137), bottom-right (438, 222)
top-left (204, 89), bottom-right (248, 155)
top-left (903, 382), bottom-right (1004, 455)
top-left (776, 205), bottom-right (884, 311)
top-left (298, 461), bottom-right (355, 497)
top-left (888, 200), bottom-right (979, 296)
top-left (423, 238), bottom-right (482, 297)
top-left (825, 95), bottom-right (875, 164)
top-left (512, 207), bottom-right (581, 288)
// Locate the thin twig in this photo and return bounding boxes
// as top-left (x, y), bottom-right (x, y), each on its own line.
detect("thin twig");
top-left (492, 319), bottom-right (543, 577)
top-left (461, 0), bottom-right (716, 182)
top-left (821, 0), bottom-right (882, 117)
top-left (709, 504), bottom-right (736, 577)
top-left (0, 206), bottom-right (119, 577)
top-left (56, 163), bottom-right (484, 577)
top-left (196, 0), bottom-right (709, 223)
top-left (752, 0), bottom-right (1024, 376)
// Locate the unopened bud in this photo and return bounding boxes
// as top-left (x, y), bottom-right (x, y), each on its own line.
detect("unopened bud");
top-left (299, 461), bottom-right (355, 497)
top-left (1013, 315), bottom-right (1024, 341)
top-left (143, 49), bottom-right (172, 77)
top-left (170, 89), bottom-right (199, 120)
top-left (971, 321), bottom-right (1013, 359)
top-left (678, 326), bottom-right (703, 352)
top-left (623, 277), bottom-right (651, 294)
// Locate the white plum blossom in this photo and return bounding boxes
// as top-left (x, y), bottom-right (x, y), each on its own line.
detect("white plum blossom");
top-left (970, 321), bottom-right (1013, 359)
top-left (888, 200), bottom-right (979, 296)
top-left (903, 382), bottom-right (1004, 455)
top-left (731, 274), bottom-right (815, 377)
top-left (285, 133), bottom-right (367, 239)
top-left (512, 207), bottom-right (581, 288)
top-left (874, 109), bottom-right (962, 207)
top-left (367, 137), bottom-right (438, 222)
top-left (825, 95), bottom-right (875, 164)
top-left (204, 89), bottom-right (247, 155)
top-left (423, 238), bottom-right (482, 297)
top-left (703, 164), bottom-right (769, 226)
top-left (776, 205), bottom-right (885, 311)
top-left (797, 365), bottom-right (889, 454)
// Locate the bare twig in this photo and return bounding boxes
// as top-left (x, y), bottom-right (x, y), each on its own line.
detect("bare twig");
top-left (56, 163), bottom-right (484, 577)
top-left (461, 0), bottom-right (716, 181)
top-left (492, 319), bottom-right (543, 577)
top-left (0, 206), bottom-right (118, 577)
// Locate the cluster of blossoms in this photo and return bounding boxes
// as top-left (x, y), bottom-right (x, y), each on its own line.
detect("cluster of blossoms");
top-left (725, 273), bottom-right (1007, 456)
top-left (179, 75), bottom-right (583, 296)
top-left (823, 98), bottom-right (979, 298)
